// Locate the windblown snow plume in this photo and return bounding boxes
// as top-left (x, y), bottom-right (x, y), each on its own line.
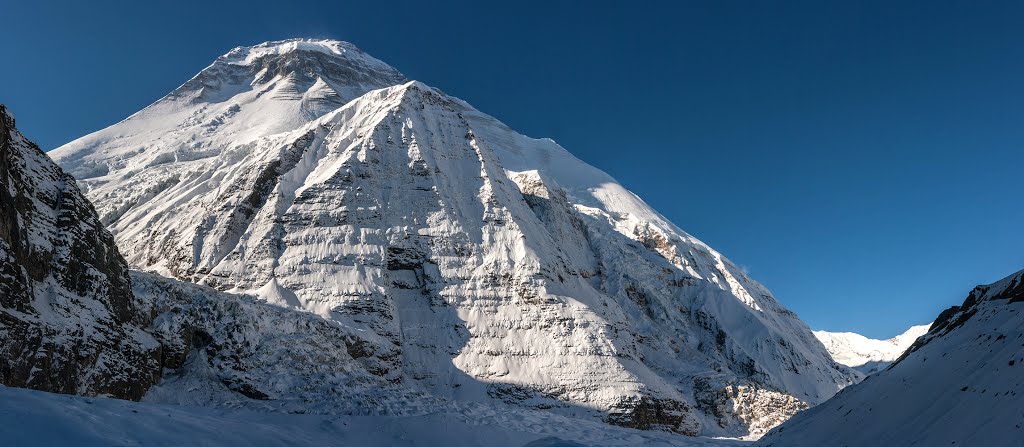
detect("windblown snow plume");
top-left (51, 38), bottom-right (856, 438)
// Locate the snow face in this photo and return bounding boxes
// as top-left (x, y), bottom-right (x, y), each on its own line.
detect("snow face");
top-left (50, 39), bottom-right (857, 438)
top-left (813, 324), bottom-right (930, 374)
top-left (758, 269), bottom-right (1024, 447)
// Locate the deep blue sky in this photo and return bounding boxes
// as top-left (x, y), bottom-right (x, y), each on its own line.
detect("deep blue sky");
top-left (4, 1), bottom-right (1022, 338)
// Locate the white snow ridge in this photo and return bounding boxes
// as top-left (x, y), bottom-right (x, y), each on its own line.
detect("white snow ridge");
top-left (41, 38), bottom-right (863, 441)
top-left (814, 324), bottom-right (930, 374)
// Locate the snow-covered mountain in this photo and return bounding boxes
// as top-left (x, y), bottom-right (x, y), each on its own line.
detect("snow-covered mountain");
top-left (50, 38), bottom-right (857, 437)
top-left (0, 104), bottom-right (160, 400)
top-left (758, 269), bottom-right (1024, 447)
top-left (813, 324), bottom-right (930, 374)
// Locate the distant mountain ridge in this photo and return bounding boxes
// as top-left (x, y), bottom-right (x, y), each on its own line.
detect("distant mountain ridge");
top-left (813, 324), bottom-right (930, 374)
top-left (50, 38), bottom-right (857, 438)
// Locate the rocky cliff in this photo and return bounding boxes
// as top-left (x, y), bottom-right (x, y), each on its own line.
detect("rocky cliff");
top-left (0, 105), bottom-right (160, 400)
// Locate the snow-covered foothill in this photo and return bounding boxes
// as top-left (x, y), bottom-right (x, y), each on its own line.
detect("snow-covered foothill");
top-left (758, 269), bottom-right (1024, 447)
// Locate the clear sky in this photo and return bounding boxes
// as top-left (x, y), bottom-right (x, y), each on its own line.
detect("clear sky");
top-left (3, 1), bottom-right (1022, 338)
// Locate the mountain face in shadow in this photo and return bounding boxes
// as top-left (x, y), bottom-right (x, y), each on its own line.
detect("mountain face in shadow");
top-left (0, 104), bottom-right (160, 400)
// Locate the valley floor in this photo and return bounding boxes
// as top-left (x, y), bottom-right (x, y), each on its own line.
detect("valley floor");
top-left (0, 385), bottom-right (744, 447)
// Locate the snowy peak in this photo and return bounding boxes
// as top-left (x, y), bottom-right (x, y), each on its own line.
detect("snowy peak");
top-left (51, 39), bottom-right (407, 183)
top-left (172, 38), bottom-right (406, 106)
top-left (218, 38), bottom-right (385, 65)
top-left (813, 324), bottom-right (930, 374)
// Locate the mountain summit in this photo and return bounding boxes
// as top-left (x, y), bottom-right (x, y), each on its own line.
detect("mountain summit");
top-left (56, 38), bottom-right (406, 185)
top-left (172, 38), bottom-right (406, 113)
top-left (50, 39), bottom-right (857, 438)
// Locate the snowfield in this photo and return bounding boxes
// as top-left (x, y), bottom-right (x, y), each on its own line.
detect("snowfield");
top-left (0, 385), bottom-right (744, 447)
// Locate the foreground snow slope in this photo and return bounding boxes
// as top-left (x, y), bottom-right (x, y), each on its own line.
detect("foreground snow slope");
top-left (758, 269), bottom-right (1024, 447)
top-left (0, 385), bottom-right (742, 447)
top-left (813, 324), bottom-right (929, 374)
top-left (51, 38), bottom-right (855, 437)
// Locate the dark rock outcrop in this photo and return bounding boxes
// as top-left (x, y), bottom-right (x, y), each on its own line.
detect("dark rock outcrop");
top-left (0, 104), bottom-right (160, 400)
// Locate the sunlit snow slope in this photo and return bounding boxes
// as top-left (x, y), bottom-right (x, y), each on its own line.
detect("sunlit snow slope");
top-left (814, 324), bottom-right (930, 374)
top-left (51, 38), bottom-right (856, 438)
top-left (759, 269), bottom-right (1024, 447)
